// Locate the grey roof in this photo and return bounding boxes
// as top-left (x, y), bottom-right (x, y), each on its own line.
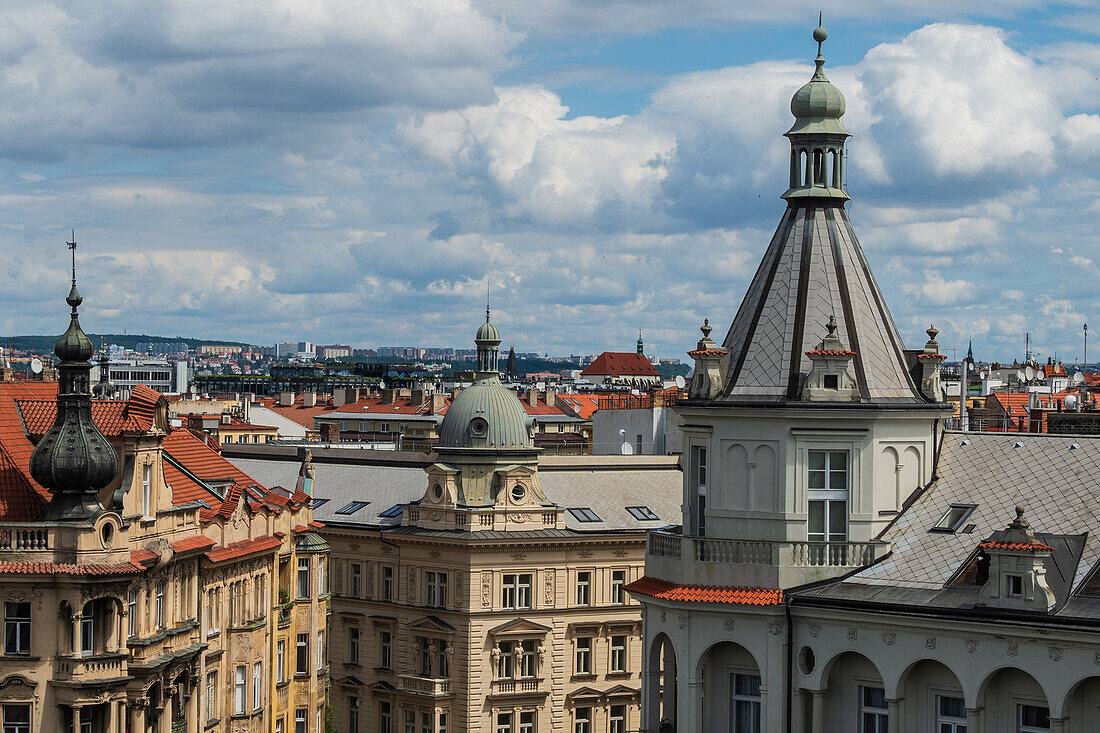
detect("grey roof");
top-left (438, 377), bottom-right (533, 449)
top-left (229, 455), bottom-right (681, 534)
top-left (720, 203), bottom-right (923, 404)
top-left (803, 432), bottom-right (1100, 613)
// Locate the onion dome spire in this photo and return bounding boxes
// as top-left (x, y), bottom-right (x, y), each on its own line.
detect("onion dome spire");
top-left (30, 235), bottom-right (118, 521)
top-left (784, 16), bottom-right (850, 201)
top-left (474, 285), bottom-right (501, 376)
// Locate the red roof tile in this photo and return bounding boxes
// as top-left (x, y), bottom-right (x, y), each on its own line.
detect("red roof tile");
top-left (555, 394), bottom-right (599, 420)
top-left (806, 349), bottom-right (856, 357)
top-left (0, 560), bottom-right (143, 575)
top-left (581, 353), bottom-right (660, 378)
top-left (170, 535), bottom-right (217, 554)
top-left (688, 348), bottom-right (728, 356)
top-left (0, 382), bottom-right (58, 520)
top-left (980, 540), bottom-right (1054, 553)
top-left (205, 535), bottom-right (283, 563)
top-left (130, 548), bottom-right (157, 564)
top-left (623, 576), bottom-right (783, 606)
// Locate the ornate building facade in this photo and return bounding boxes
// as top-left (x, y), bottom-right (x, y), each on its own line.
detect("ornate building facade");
top-left (630, 23), bottom-right (1100, 733)
top-left (227, 314), bottom-right (683, 733)
top-left (0, 249), bottom-right (328, 733)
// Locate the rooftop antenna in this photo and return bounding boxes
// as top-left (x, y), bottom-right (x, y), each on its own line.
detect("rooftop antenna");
top-left (1084, 323), bottom-right (1089, 368)
top-left (485, 278), bottom-right (491, 323)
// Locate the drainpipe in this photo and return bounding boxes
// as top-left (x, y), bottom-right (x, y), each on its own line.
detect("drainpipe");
top-left (785, 598), bottom-right (794, 733)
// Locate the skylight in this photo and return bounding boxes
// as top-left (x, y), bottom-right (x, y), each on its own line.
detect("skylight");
top-left (568, 508), bottom-right (601, 522)
top-left (626, 506), bottom-right (660, 521)
top-left (379, 504), bottom-right (404, 518)
top-left (335, 501), bottom-right (371, 515)
top-left (932, 504), bottom-right (975, 533)
top-left (311, 497), bottom-right (330, 509)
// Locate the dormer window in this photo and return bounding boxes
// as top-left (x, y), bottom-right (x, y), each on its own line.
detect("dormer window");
top-left (932, 504), bottom-right (975, 533)
top-left (823, 374), bottom-right (838, 389)
top-left (431, 484), bottom-right (444, 502)
top-left (1006, 574), bottom-right (1023, 598)
top-left (511, 485), bottom-right (526, 503)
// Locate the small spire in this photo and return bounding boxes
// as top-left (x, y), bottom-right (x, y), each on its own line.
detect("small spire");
top-left (701, 318), bottom-right (712, 339)
top-left (812, 13), bottom-right (828, 79)
top-left (66, 230), bottom-right (81, 313)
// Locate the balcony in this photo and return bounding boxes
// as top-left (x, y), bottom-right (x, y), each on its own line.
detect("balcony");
top-left (489, 678), bottom-right (546, 698)
top-left (398, 673), bottom-right (452, 697)
top-left (645, 529), bottom-right (888, 588)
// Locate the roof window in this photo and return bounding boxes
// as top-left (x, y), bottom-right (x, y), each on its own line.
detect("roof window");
top-left (378, 504), bottom-right (404, 518)
top-left (335, 501), bottom-right (371, 515)
top-left (310, 497), bottom-right (330, 509)
top-left (932, 504), bottom-right (975, 533)
top-left (568, 508), bottom-right (601, 522)
top-left (626, 506), bottom-right (660, 521)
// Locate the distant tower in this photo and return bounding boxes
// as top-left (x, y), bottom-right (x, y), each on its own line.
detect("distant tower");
top-left (505, 344), bottom-right (519, 381)
top-left (475, 305), bottom-right (501, 376)
top-left (29, 236), bottom-right (119, 521)
top-left (91, 341), bottom-right (117, 399)
top-left (637, 329), bottom-right (644, 355)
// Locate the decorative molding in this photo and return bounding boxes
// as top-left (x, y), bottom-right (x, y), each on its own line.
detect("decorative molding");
top-left (768, 623), bottom-right (782, 636)
top-left (1007, 643), bottom-right (1019, 657)
top-left (578, 549), bottom-right (593, 559)
top-left (724, 619), bottom-right (735, 632)
top-left (481, 571), bottom-right (493, 608)
top-left (428, 550), bottom-right (441, 560)
top-left (965, 640), bottom-right (978, 654)
top-left (0, 675), bottom-right (35, 701)
top-left (613, 549), bottom-right (628, 558)
top-left (925, 636), bottom-right (936, 650)
top-left (1049, 647), bottom-right (1063, 662)
top-left (543, 570), bottom-right (555, 606)
top-left (846, 627), bottom-right (857, 641)
top-left (881, 632), bottom-right (896, 646)
top-left (660, 611), bottom-right (666, 624)
top-left (511, 552), bottom-right (527, 561)
top-left (807, 624), bottom-right (820, 638)
top-left (678, 616), bottom-right (687, 630)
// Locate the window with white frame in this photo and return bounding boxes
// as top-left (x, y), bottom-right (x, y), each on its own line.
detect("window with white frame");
top-left (936, 696), bottom-right (967, 733)
top-left (128, 590), bottom-right (137, 638)
top-left (317, 707), bottom-right (324, 733)
top-left (206, 671), bottom-right (216, 720)
top-left (438, 712), bottom-right (447, 733)
top-left (1, 705), bottom-right (30, 733)
top-left (142, 463), bottom-right (152, 518)
top-left (253, 662), bottom-right (263, 710)
top-left (234, 666), bottom-right (247, 715)
top-left (277, 640), bottom-right (286, 681)
top-left (575, 637), bottom-right (592, 675)
top-left (611, 570), bottom-right (626, 604)
top-left (1018, 704), bottom-right (1050, 732)
top-left (403, 709), bottom-right (415, 733)
top-left (297, 558), bottom-right (310, 599)
top-left (317, 629), bottom-right (324, 671)
top-left (610, 636), bottom-right (626, 673)
top-left (574, 707), bottom-right (591, 733)
top-left (295, 708), bottom-right (307, 733)
top-left (731, 673), bottom-right (761, 733)
top-left (275, 718), bottom-right (283, 733)
top-left (4, 603), bottom-right (30, 655)
top-left (80, 615), bottom-right (93, 655)
top-left (575, 572), bottom-right (591, 606)
top-left (692, 445), bottom-right (707, 536)
top-left (807, 450), bottom-right (848, 542)
top-left (519, 712), bottom-right (535, 733)
top-left (317, 558), bottom-right (326, 596)
top-left (1007, 574), bottom-right (1024, 598)
top-left (381, 566), bottom-right (393, 601)
top-left (156, 581), bottom-right (165, 629)
top-left (425, 572), bottom-right (448, 608)
top-left (609, 705), bottom-right (626, 733)
top-left (503, 574), bottom-right (532, 609)
top-left (348, 627), bottom-right (360, 664)
top-left (496, 712), bottom-right (513, 733)
top-left (296, 633), bottom-right (309, 674)
top-left (860, 686), bottom-right (887, 733)
top-left (351, 563), bottom-right (362, 598)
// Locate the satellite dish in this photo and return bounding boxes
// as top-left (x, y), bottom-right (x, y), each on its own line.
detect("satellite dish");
top-left (29, 358), bottom-right (42, 374)
top-left (1065, 394), bottom-right (1079, 410)
top-left (1074, 371), bottom-right (1086, 386)
top-left (1016, 370), bottom-right (1026, 383)
top-left (1037, 367), bottom-right (1045, 379)
top-left (618, 428), bottom-right (626, 437)
top-left (1025, 366), bottom-right (1036, 381)
top-left (620, 441), bottom-right (634, 456)
top-left (378, 380), bottom-right (386, 389)
top-left (674, 375), bottom-right (686, 389)
top-left (979, 371), bottom-right (987, 380)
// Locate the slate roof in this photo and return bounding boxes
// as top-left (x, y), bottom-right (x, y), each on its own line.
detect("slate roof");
top-left (581, 353), bottom-right (660, 378)
top-left (720, 204), bottom-right (924, 404)
top-left (229, 455), bottom-right (681, 534)
top-left (800, 431), bottom-right (1100, 614)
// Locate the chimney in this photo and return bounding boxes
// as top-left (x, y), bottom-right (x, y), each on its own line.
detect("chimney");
top-left (303, 392), bottom-right (317, 408)
top-left (431, 393), bottom-right (447, 415)
top-left (332, 391), bottom-right (346, 408)
top-left (221, 413), bottom-right (231, 425)
top-left (320, 422), bottom-right (340, 443)
top-left (346, 387), bottom-right (360, 404)
top-left (528, 389), bottom-right (538, 407)
top-left (382, 388), bottom-right (396, 404)
top-left (279, 392), bottom-right (294, 407)
top-left (410, 388), bottom-right (425, 405)
top-left (545, 389), bottom-right (556, 407)
top-left (242, 398), bottom-right (251, 423)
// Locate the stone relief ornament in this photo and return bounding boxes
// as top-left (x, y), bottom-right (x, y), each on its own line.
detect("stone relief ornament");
top-left (578, 549), bottom-right (593, 559)
top-left (724, 619), bottom-right (735, 631)
top-left (544, 570), bottom-right (555, 605)
top-left (807, 624), bottom-right (820, 638)
top-left (1007, 643), bottom-right (1019, 657)
top-left (925, 637), bottom-right (936, 650)
top-left (0, 675), bottom-right (36, 701)
top-left (847, 627), bottom-right (857, 641)
top-left (966, 640), bottom-right (979, 654)
top-left (381, 545), bottom-right (393, 554)
top-left (1094, 652), bottom-right (1100, 666)
top-left (678, 616), bottom-right (687, 629)
top-left (512, 513), bottom-right (529, 523)
top-left (482, 572), bottom-right (493, 607)
top-left (660, 611), bottom-right (666, 624)
top-left (429, 550), bottom-right (441, 560)
top-left (408, 567), bottom-right (416, 600)
top-left (512, 552), bottom-right (527, 561)
top-left (881, 632), bottom-right (896, 646)
top-left (427, 511), bottom-right (443, 522)
top-left (768, 623), bottom-right (782, 636)
top-left (613, 549), bottom-right (628, 557)
top-left (349, 543), bottom-right (360, 552)
top-left (1049, 647), bottom-right (1063, 662)
top-left (6, 589), bottom-right (43, 611)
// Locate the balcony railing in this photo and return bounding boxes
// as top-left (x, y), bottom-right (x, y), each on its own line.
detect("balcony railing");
top-left (648, 529), bottom-right (886, 569)
top-left (0, 526), bottom-right (50, 551)
top-left (491, 678), bottom-right (543, 695)
top-left (790, 541), bottom-right (877, 568)
top-left (398, 673), bottom-right (452, 697)
top-left (694, 537), bottom-right (773, 564)
top-left (648, 532), bottom-right (681, 558)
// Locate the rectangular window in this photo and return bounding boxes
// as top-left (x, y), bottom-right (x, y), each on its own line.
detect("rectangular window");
top-left (128, 590), bottom-right (137, 638)
top-left (404, 710), bottom-right (415, 733)
top-left (295, 709), bottom-right (307, 733)
top-left (206, 671), bottom-right (216, 721)
top-left (348, 627), bottom-right (360, 664)
top-left (351, 564), bottom-right (362, 598)
top-left (609, 705), bottom-right (625, 733)
top-left (80, 615), bottom-right (94, 655)
top-left (1007, 574), bottom-right (1024, 598)
top-left (348, 696), bottom-right (359, 733)
top-left (567, 508), bottom-right (601, 522)
top-left (693, 445), bottom-right (708, 536)
top-left (732, 673), bottom-right (762, 733)
top-left (574, 707), bottom-right (591, 733)
top-left (379, 702), bottom-right (391, 733)
top-left (298, 558), bottom-right (310, 599)
top-left (503, 574), bottom-right (532, 609)
top-left (610, 635), bottom-right (626, 673)
top-left (296, 633), bottom-right (309, 674)
top-left (276, 719), bottom-right (283, 733)
top-left (439, 712), bottom-right (447, 733)
top-left (381, 566), bottom-right (393, 601)
top-left (418, 636), bottom-right (432, 676)
top-left (234, 666), bottom-right (247, 715)
top-left (519, 712), bottom-right (535, 733)
top-left (611, 570), bottom-right (626, 604)
top-left (860, 686), bottom-right (888, 733)
top-left (317, 630), bottom-right (324, 671)
top-left (420, 711), bottom-right (431, 733)
top-left (277, 640), bottom-right (286, 681)
top-left (519, 640), bottom-right (537, 678)
top-left (253, 662), bottom-right (263, 710)
top-left (142, 463), bottom-right (152, 518)
top-left (1018, 704), bottom-right (1050, 732)
top-left (318, 559), bottom-right (326, 596)
top-left (937, 696), bottom-right (967, 733)
top-left (4, 603), bottom-right (30, 656)
top-left (438, 640), bottom-right (450, 678)
top-left (575, 637), bottom-right (592, 675)
top-left (318, 708), bottom-right (324, 733)
top-left (156, 581), bottom-right (165, 629)
top-left (933, 504), bottom-right (976, 533)
top-left (335, 501), bottom-right (371, 515)
top-left (498, 641), bottom-right (514, 679)
top-left (2, 705), bottom-right (30, 733)
top-left (576, 571), bottom-right (591, 606)
top-left (807, 450), bottom-right (849, 542)
top-left (425, 572), bottom-right (448, 608)
top-left (626, 505), bottom-right (660, 521)
top-left (379, 631), bottom-right (392, 669)
top-left (496, 712), bottom-right (513, 733)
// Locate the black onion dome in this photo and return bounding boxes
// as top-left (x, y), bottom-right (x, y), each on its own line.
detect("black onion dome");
top-left (55, 284), bottom-right (93, 362)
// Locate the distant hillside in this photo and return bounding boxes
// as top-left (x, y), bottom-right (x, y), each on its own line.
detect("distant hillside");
top-left (2, 334), bottom-right (255, 353)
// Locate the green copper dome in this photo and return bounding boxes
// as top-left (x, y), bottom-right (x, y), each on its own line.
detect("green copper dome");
top-left (476, 320), bottom-right (500, 343)
top-left (787, 22), bottom-right (849, 136)
top-left (438, 378), bottom-right (533, 449)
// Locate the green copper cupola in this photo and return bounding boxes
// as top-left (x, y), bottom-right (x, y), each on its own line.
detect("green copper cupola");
top-left (783, 17), bottom-right (850, 202)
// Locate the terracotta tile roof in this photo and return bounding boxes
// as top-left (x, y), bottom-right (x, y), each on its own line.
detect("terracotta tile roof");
top-left (0, 560), bottom-right (143, 575)
top-left (581, 353), bottom-right (660, 378)
top-left (170, 535), bottom-right (217, 554)
top-left (555, 394), bottom-right (600, 420)
top-left (205, 535), bottom-right (283, 563)
top-left (521, 399), bottom-right (571, 417)
top-left (125, 385), bottom-right (161, 431)
top-left (308, 520), bottom-right (325, 529)
top-left (130, 548), bottom-right (157, 564)
top-left (917, 353), bottom-right (946, 360)
top-left (0, 382), bottom-right (57, 520)
top-left (292, 524), bottom-right (310, 534)
top-left (688, 348), bottom-right (728, 356)
top-left (623, 576), bottom-right (783, 606)
top-left (980, 540), bottom-right (1054, 552)
top-left (806, 349), bottom-right (856, 357)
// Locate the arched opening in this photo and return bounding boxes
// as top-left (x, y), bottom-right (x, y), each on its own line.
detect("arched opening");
top-left (1059, 674), bottom-right (1100, 725)
top-left (789, 150), bottom-right (800, 188)
top-left (813, 149), bottom-right (824, 185)
top-left (695, 640), bottom-right (762, 733)
top-left (813, 650), bottom-right (888, 731)
top-left (801, 150), bottom-right (810, 186)
top-left (977, 667), bottom-right (1052, 732)
top-left (75, 596), bottom-right (124, 656)
top-left (897, 659), bottom-right (966, 731)
top-left (828, 149), bottom-right (839, 188)
top-left (646, 633), bottom-right (678, 732)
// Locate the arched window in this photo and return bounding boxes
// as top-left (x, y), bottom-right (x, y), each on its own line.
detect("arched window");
top-left (813, 149), bottom-right (824, 185)
top-left (801, 150), bottom-right (810, 186)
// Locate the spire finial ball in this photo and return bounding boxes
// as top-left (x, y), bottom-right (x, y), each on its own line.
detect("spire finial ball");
top-left (813, 24), bottom-right (827, 44)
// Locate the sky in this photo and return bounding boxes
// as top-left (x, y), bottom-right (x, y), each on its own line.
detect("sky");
top-left (3, 1), bottom-right (1100, 363)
